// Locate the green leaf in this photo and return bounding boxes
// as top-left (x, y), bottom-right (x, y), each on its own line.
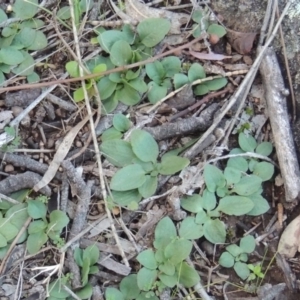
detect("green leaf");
top-left (110, 164), bottom-right (146, 191)
top-left (234, 262), bottom-right (250, 280)
top-left (224, 166), bottom-right (242, 186)
top-left (80, 0), bottom-right (94, 12)
top-left (100, 139), bottom-right (136, 167)
top-left (126, 69), bottom-right (140, 80)
top-left (205, 78), bottom-right (228, 91)
top-left (101, 128), bottom-right (123, 141)
top-left (192, 9), bottom-right (205, 24)
top-left (130, 129), bottom-right (159, 163)
top-left (76, 283), bottom-right (93, 299)
top-left (226, 244), bottom-right (243, 257)
top-left (203, 219), bottom-right (226, 244)
top-left (48, 210), bottom-right (69, 232)
top-left (154, 217), bottom-right (177, 250)
top-left (66, 61), bottom-right (79, 77)
top-left (247, 194), bottom-right (270, 216)
top-left (232, 175), bottom-right (262, 196)
top-left (0, 218), bottom-right (19, 241)
top-left (146, 61), bottom-right (165, 83)
top-left (173, 73), bottom-right (189, 89)
top-left (177, 262), bottom-right (200, 288)
top-left (179, 217), bottom-right (203, 239)
top-left (18, 27), bottom-right (36, 48)
top-left (5, 203), bottom-right (29, 229)
top-left (137, 249), bottom-right (157, 270)
top-left (201, 189), bottom-right (217, 211)
top-left (240, 235), bottom-right (256, 253)
top-left (27, 72), bottom-right (40, 83)
top-left (126, 77), bottom-right (147, 93)
top-left (105, 287), bottom-right (124, 300)
top-left (207, 24), bottom-right (227, 38)
top-left (48, 279), bottom-right (71, 298)
top-left (180, 194), bottom-right (203, 213)
top-left (159, 156), bottom-right (190, 175)
top-left (116, 84), bottom-right (141, 105)
top-left (239, 132), bottom-right (257, 152)
top-left (111, 190), bottom-right (142, 206)
top-left (158, 261), bottom-right (175, 276)
top-left (195, 210), bottom-right (209, 224)
top-left (13, 0), bottom-right (38, 20)
top-left (81, 257), bottom-right (90, 286)
top-left (219, 252), bottom-right (235, 268)
top-left (137, 18), bottom-right (171, 47)
top-left (0, 8), bottom-right (7, 23)
top-left (0, 47), bottom-right (24, 65)
top-left (239, 253), bottom-right (248, 262)
top-left (110, 40), bottom-right (132, 66)
top-left (138, 175), bottom-right (157, 198)
top-left (161, 56), bottom-right (181, 77)
top-left (98, 30), bottom-right (129, 53)
top-left (74, 247), bottom-right (84, 267)
top-left (57, 6), bottom-right (71, 20)
top-left (27, 199), bottom-right (47, 219)
top-left (217, 196), bottom-right (254, 216)
top-left (158, 273), bottom-right (177, 288)
top-left (83, 244), bottom-right (99, 266)
top-left (28, 220), bottom-right (47, 234)
top-left (256, 142), bottom-right (273, 156)
top-left (194, 84), bottom-right (209, 96)
top-left (27, 231), bottom-right (48, 254)
top-left (97, 76), bottom-right (117, 100)
top-left (120, 274), bottom-right (140, 299)
top-left (137, 267), bottom-right (157, 291)
top-left (147, 81), bottom-right (167, 104)
top-left (0, 233), bottom-right (7, 247)
top-left (227, 157), bottom-right (248, 172)
top-left (12, 52), bottom-right (35, 76)
top-left (188, 63), bottom-right (206, 81)
top-left (203, 164), bottom-right (226, 192)
top-left (165, 239), bottom-right (193, 265)
top-left (113, 113), bottom-right (131, 132)
top-left (27, 30), bottom-right (47, 50)
top-left (253, 162), bottom-right (274, 181)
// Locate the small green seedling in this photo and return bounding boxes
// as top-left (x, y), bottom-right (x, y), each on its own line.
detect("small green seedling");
top-left (100, 129), bottom-right (190, 209)
top-left (247, 263), bottom-right (264, 281)
top-left (219, 235), bottom-right (256, 280)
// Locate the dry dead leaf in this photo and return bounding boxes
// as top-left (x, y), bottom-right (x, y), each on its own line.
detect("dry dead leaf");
top-left (278, 214), bottom-right (300, 258)
top-left (226, 29), bottom-right (257, 54)
top-left (125, 0), bottom-right (189, 34)
top-left (33, 114), bottom-right (90, 192)
top-left (189, 50), bottom-right (231, 61)
top-left (0, 110), bottom-right (13, 130)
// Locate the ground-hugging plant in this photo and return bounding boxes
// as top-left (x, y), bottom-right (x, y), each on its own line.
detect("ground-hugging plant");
top-left (0, 190), bottom-right (69, 258)
top-left (218, 235), bottom-right (256, 280)
top-left (0, 0), bottom-right (48, 84)
top-left (100, 129), bottom-right (190, 209)
top-left (180, 132), bottom-right (274, 244)
top-left (105, 216), bottom-right (201, 300)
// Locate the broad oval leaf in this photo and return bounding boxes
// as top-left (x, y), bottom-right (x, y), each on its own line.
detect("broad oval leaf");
top-left (203, 164), bottom-right (226, 192)
top-left (75, 283), bottom-right (93, 299)
top-left (116, 85), bottom-right (141, 105)
top-left (240, 235), bottom-right (256, 254)
top-left (28, 220), bottom-right (47, 234)
top-left (13, 0), bottom-right (38, 20)
top-left (137, 18), bottom-right (171, 47)
top-left (27, 30), bottom-right (47, 50)
top-left (120, 274), bottom-right (140, 299)
top-left (27, 199), bottom-right (47, 219)
top-left (247, 194), bottom-right (270, 216)
top-left (239, 132), bottom-right (257, 152)
top-left (137, 249), bottom-right (157, 270)
top-left (188, 63), bottom-right (206, 81)
top-left (137, 267), bottom-right (157, 291)
top-left (179, 217), bottom-right (203, 240)
top-left (180, 194), bottom-right (203, 213)
top-left (154, 216), bottom-right (176, 250)
top-left (97, 76), bottom-right (117, 100)
top-left (227, 157), bottom-right (248, 172)
top-left (66, 61), bottom-right (79, 77)
top-left (130, 129), bottom-right (159, 163)
top-left (234, 261), bottom-right (250, 280)
top-left (48, 210), bottom-right (69, 232)
top-left (0, 8), bottom-right (7, 23)
top-left (12, 52), bottom-right (35, 76)
top-left (0, 47), bottom-right (24, 65)
top-left (110, 164), bottom-right (146, 191)
top-left (26, 231), bottom-right (48, 254)
top-left (113, 113), bottom-right (131, 132)
top-left (145, 61), bottom-right (165, 83)
top-left (173, 73), bottom-right (189, 89)
top-left (110, 40), bottom-right (132, 66)
top-left (165, 239), bottom-right (193, 265)
top-left (100, 139), bottom-right (136, 167)
top-left (224, 166), bottom-right (242, 186)
top-left (177, 262), bottom-right (200, 288)
top-left (111, 190), bottom-right (142, 207)
top-left (207, 24), bottom-right (226, 38)
top-left (158, 261), bottom-right (175, 276)
top-left (256, 141), bottom-right (273, 156)
top-left (201, 189), bottom-right (217, 211)
top-left (159, 156), bottom-right (190, 175)
top-left (158, 273), bottom-right (177, 288)
top-left (57, 6), bottom-right (71, 20)
top-left (83, 244), bottom-right (99, 266)
top-left (161, 56), bottom-right (181, 77)
top-left (98, 30), bottom-right (128, 53)
top-left (219, 252), bottom-right (234, 268)
top-left (0, 218), bottom-right (19, 241)
top-left (203, 219), bottom-right (226, 244)
top-left (253, 162), bottom-right (274, 181)
top-left (205, 77), bottom-right (227, 91)
top-left (138, 175), bottom-right (157, 198)
top-left (147, 81), bottom-right (167, 104)
top-left (232, 175), bottom-right (262, 196)
top-left (218, 196), bottom-right (254, 216)
top-left (105, 287), bottom-right (124, 300)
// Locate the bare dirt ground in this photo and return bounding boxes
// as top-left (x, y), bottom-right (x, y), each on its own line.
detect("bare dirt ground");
top-left (0, 0), bottom-right (300, 299)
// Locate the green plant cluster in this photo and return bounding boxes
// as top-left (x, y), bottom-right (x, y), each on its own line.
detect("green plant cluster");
top-left (65, 16), bottom-right (227, 110)
top-left (0, 0), bottom-right (48, 84)
top-left (0, 190), bottom-right (69, 258)
top-left (180, 132), bottom-right (273, 244)
top-left (218, 235), bottom-right (256, 280)
top-left (100, 128), bottom-right (190, 209)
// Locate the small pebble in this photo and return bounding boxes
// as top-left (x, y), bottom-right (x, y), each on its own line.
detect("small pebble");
top-left (4, 164), bottom-right (14, 173)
